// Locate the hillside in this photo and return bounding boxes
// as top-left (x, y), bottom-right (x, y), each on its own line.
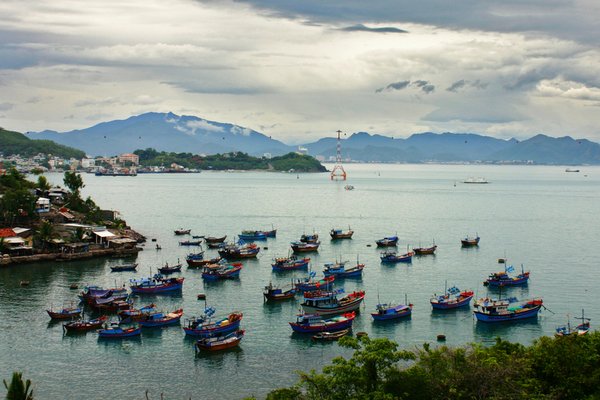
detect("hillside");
top-left (28, 112), bottom-right (293, 157)
top-left (0, 128), bottom-right (85, 159)
top-left (135, 148), bottom-right (327, 172)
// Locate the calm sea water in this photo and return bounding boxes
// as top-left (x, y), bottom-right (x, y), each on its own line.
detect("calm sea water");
top-left (1, 164), bottom-right (599, 399)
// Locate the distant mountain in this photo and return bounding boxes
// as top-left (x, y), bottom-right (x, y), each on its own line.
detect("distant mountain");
top-left (28, 112), bottom-right (293, 156)
top-left (0, 128), bottom-right (85, 159)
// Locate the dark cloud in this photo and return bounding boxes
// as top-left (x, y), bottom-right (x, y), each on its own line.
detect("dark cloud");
top-left (339, 24), bottom-right (407, 33)
top-left (376, 80), bottom-right (434, 94)
top-left (223, 0), bottom-right (600, 46)
top-left (446, 79), bottom-right (488, 92)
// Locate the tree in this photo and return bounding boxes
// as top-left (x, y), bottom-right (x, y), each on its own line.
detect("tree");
top-left (3, 371), bottom-right (33, 400)
top-left (36, 176), bottom-right (50, 195)
top-left (35, 220), bottom-right (54, 251)
top-left (0, 189), bottom-right (36, 226)
top-left (63, 171), bottom-right (84, 194)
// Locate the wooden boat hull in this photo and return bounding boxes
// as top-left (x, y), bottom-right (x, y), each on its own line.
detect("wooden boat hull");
top-left (183, 320), bottom-right (241, 338)
top-left (461, 238), bottom-right (480, 247)
top-left (261, 229), bottom-right (277, 238)
top-left (380, 253), bottom-right (413, 263)
top-left (110, 264), bottom-right (138, 272)
top-left (130, 279), bottom-right (184, 294)
top-left (330, 231), bottom-right (354, 240)
top-left (413, 245), bottom-right (437, 255)
top-left (301, 297), bottom-right (364, 317)
top-left (201, 265), bottom-right (242, 280)
top-left (264, 289), bottom-right (296, 301)
top-left (431, 295), bottom-right (473, 310)
top-left (179, 241), bottom-right (202, 246)
top-left (291, 242), bottom-right (320, 252)
top-left (158, 266), bottom-right (182, 274)
top-left (485, 277), bottom-right (529, 287)
top-left (238, 233), bottom-right (267, 241)
top-left (174, 230), bottom-right (191, 235)
top-left (205, 236), bottom-right (227, 244)
top-left (323, 265), bottom-right (364, 279)
top-left (474, 305), bottom-right (541, 322)
top-left (187, 257), bottom-right (221, 267)
top-left (63, 316), bottom-right (108, 332)
top-left (47, 309), bottom-right (82, 320)
top-left (312, 328), bottom-right (350, 341)
top-left (98, 327), bottom-right (142, 338)
top-left (290, 315), bottom-right (355, 333)
top-left (371, 307), bottom-right (412, 321)
top-left (195, 330), bottom-right (245, 352)
top-left (271, 258), bottom-right (310, 271)
top-left (139, 310), bottom-right (183, 327)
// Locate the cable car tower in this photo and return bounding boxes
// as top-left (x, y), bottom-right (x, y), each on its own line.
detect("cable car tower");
top-left (330, 130), bottom-right (347, 181)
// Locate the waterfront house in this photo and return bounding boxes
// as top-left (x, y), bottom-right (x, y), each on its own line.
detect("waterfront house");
top-left (35, 197), bottom-right (51, 213)
top-left (0, 228), bottom-right (33, 256)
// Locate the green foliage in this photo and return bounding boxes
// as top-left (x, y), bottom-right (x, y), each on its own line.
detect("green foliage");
top-left (36, 176), bottom-right (50, 194)
top-left (3, 371), bottom-right (33, 400)
top-left (34, 220), bottom-right (54, 250)
top-left (0, 188), bottom-right (37, 226)
top-left (0, 128), bottom-right (85, 159)
top-left (265, 333), bottom-right (600, 400)
top-left (63, 171), bottom-right (84, 194)
top-left (0, 169), bottom-right (35, 193)
top-left (133, 148), bottom-right (326, 172)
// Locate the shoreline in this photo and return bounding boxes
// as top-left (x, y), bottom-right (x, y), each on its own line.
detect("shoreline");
top-left (1, 246), bottom-right (141, 266)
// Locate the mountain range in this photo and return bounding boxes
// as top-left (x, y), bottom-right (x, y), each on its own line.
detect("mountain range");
top-left (27, 112), bottom-right (600, 164)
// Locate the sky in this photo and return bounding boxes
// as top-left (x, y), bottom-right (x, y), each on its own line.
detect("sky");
top-left (1, 0), bottom-right (600, 144)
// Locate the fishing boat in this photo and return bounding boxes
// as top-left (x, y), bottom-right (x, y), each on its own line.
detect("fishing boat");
top-left (380, 250), bottom-right (413, 263)
top-left (565, 168), bottom-right (580, 173)
top-left (46, 306), bottom-right (82, 320)
top-left (371, 300), bottom-right (413, 321)
top-left (118, 303), bottom-right (157, 323)
top-left (187, 255), bottom-right (221, 268)
top-left (195, 330), bottom-right (245, 352)
top-left (174, 229), bottom-right (191, 235)
top-left (186, 252), bottom-right (205, 267)
top-left (413, 243), bottom-right (437, 255)
top-left (110, 263), bottom-right (138, 272)
top-left (183, 308), bottom-right (243, 337)
top-left (79, 286), bottom-right (128, 304)
top-left (179, 240), bottom-right (202, 246)
top-left (158, 261), bottom-right (183, 274)
top-left (291, 241), bottom-right (320, 253)
top-left (430, 285), bottom-right (474, 310)
top-left (207, 242), bottom-right (226, 249)
top-left (300, 233), bottom-right (319, 243)
top-left (376, 236), bottom-right (398, 247)
top-left (260, 228), bottom-right (277, 238)
top-left (63, 315), bottom-right (108, 333)
top-left (218, 243), bottom-right (260, 260)
top-left (556, 309), bottom-right (591, 336)
top-left (461, 235), bottom-right (480, 247)
top-left (192, 235), bottom-right (204, 239)
top-left (201, 263), bottom-right (243, 280)
top-left (97, 324), bottom-right (142, 339)
top-left (484, 264), bottom-right (530, 287)
top-left (473, 297), bottom-right (543, 322)
top-left (92, 297), bottom-right (132, 313)
top-left (290, 312), bottom-right (356, 333)
top-left (263, 282), bottom-right (297, 301)
top-left (129, 275), bottom-right (184, 294)
top-left (330, 228), bottom-right (354, 240)
top-left (205, 235), bottom-right (227, 244)
top-left (271, 255), bottom-right (310, 271)
top-left (323, 260), bottom-right (364, 278)
top-left (238, 230), bottom-right (267, 241)
top-left (301, 289), bottom-right (365, 317)
top-left (312, 328), bottom-right (351, 341)
top-left (294, 273), bottom-right (335, 292)
top-left (138, 308), bottom-right (184, 328)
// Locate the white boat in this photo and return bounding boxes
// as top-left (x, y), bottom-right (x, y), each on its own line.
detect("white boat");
top-left (463, 177), bottom-right (489, 184)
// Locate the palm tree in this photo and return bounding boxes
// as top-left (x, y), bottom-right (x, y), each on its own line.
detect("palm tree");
top-left (3, 372), bottom-right (33, 400)
top-left (35, 220), bottom-right (54, 251)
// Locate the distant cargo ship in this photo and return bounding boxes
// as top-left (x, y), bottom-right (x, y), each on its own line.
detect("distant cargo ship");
top-left (463, 177), bottom-right (489, 184)
top-left (565, 168), bottom-right (580, 172)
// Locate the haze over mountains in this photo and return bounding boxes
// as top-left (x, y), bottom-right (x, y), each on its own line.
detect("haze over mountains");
top-left (28, 112), bottom-right (600, 164)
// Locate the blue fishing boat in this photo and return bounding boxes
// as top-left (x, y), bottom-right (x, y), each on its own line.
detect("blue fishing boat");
top-left (376, 236), bottom-right (398, 247)
top-left (430, 285), bottom-right (474, 310)
top-left (129, 275), bottom-right (184, 294)
top-left (138, 309), bottom-right (183, 328)
top-left (264, 282), bottom-right (297, 301)
top-left (371, 303), bottom-right (413, 321)
top-left (271, 255), bottom-right (310, 271)
top-left (260, 228), bottom-right (277, 238)
top-left (484, 264), bottom-right (530, 287)
top-left (289, 312), bottom-right (356, 333)
top-left (322, 260), bottom-right (364, 278)
top-left (380, 250), bottom-right (413, 263)
top-left (118, 303), bottom-right (156, 323)
top-left (183, 308), bottom-right (243, 337)
top-left (238, 230), bottom-right (267, 241)
top-left (97, 325), bottom-right (142, 339)
top-left (294, 272), bottom-right (335, 292)
top-left (473, 297), bottom-right (543, 322)
top-left (201, 262), bottom-right (243, 280)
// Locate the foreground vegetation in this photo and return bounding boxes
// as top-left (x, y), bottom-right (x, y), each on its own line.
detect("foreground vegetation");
top-left (255, 333), bottom-right (600, 400)
top-left (0, 128), bottom-right (85, 159)
top-left (134, 148), bottom-right (327, 172)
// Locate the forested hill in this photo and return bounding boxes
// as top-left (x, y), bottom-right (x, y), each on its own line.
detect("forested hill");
top-left (0, 128), bottom-right (85, 159)
top-left (134, 149), bottom-right (327, 172)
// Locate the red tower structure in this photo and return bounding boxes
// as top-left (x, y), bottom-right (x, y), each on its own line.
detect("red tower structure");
top-left (330, 130), bottom-right (347, 181)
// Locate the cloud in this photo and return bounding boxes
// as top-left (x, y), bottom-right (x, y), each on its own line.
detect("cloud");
top-left (536, 79), bottom-right (600, 101)
top-left (0, 102), bottom-right (14, 111)
top-left (338, 24), bottom-right (407, 34)
top-left (446, 79), bottom-right (488, 92)
top-left (186, 119), bottom-right (225, 133)
top-left (376, 80), bottom-right (434, 94)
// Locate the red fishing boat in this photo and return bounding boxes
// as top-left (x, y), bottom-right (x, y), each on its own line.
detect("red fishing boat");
top-left (63, 315), bottom-right (108, 333)
top-left (195, 330), bottom-right (245, 352)
top-left (47, 306), bottom-right (82, 320)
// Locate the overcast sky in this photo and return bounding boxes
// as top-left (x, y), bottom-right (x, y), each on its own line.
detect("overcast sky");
top-left (1, 0), bottom-right (600, 143)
